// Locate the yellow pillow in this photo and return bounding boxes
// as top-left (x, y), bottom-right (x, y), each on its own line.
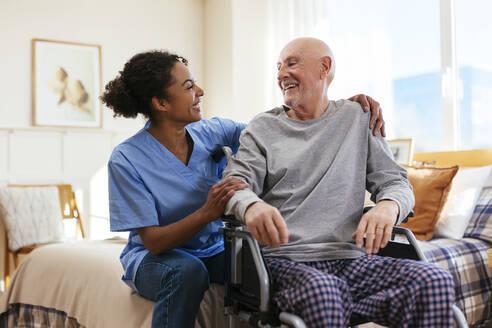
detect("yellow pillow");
top-left (399, 165), bottom-right (459, 240)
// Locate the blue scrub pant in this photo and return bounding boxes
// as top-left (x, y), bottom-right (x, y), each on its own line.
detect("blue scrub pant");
top-left (134, 249), bottom-right (225, 328)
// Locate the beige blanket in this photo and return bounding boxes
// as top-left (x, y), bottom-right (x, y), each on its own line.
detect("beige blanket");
top-left (0, 239), bottom-right (249, 328)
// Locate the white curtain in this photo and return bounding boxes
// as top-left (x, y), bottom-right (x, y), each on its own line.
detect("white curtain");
top-left (266, 0), bottom-right (329, 108)
top-left (265, 0), bottom-right (396, 135)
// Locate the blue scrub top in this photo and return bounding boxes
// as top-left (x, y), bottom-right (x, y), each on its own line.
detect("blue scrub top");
top-left (108, 117), bottom-right (245, 290)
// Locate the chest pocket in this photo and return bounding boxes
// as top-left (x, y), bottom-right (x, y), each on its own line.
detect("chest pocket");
top-left (197, 158), bottom-right (221, 190)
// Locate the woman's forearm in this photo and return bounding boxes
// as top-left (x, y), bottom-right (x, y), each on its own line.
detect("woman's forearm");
top-left (136, 208), bottom-right (211, 255)
top-left (136, 178), bottom-right (247, 255)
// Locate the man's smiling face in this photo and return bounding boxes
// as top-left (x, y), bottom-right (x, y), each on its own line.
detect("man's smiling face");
top-left (276, 41), bottom-right (323, 110)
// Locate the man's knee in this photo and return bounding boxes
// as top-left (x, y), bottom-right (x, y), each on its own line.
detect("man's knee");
top-left (408, 262), bottom-right (455, 300)
top-left (426, 265), bottom-right (455, 295)
top-left (417, 262), bottom-right (453, 285)
top-left (301, 273), bottom-right (349, 301)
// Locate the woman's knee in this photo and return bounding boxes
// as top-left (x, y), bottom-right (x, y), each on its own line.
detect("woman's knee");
top-left (176, 255), bottom-right (210, 291)
top-left (135, 251), bottom-right (210, 300)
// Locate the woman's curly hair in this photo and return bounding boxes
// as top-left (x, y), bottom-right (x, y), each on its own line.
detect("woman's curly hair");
top-left (101, 51), bottom-right (188, 120)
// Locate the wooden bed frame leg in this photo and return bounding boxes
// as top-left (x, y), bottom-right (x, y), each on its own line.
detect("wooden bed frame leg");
top-left (13, 253), bottom-right (19, 269)
top-left (72, 191), bottom-right (86, 239)
top-left (4, 228), bottom-right (9, 290)
top-left (4, 254), bottom-right (9, 290)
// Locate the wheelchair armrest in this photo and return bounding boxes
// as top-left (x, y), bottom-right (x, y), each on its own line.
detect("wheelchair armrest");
top-left (220, 225), bottom-right (272, 314)
top-left (390, 227), bottom-right (427, 262)
top-left (222, 214), bottom-right (243, 228)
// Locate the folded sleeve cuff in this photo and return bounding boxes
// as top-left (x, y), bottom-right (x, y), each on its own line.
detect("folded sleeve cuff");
top-left (225, 189), bottom-right (263, 223)
top-left (375, 188), bottom-right (415, 225)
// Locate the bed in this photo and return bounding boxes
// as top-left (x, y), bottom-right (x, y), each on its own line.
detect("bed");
top-left (410, 149), bottom-right (492, 328)
top-left (0, 238), bottom-right (250, 328)
top-left (0, 149), bottom-right (491, 327)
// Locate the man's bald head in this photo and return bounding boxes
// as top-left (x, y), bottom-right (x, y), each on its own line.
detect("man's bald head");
top-left (277, 37), bottom-right (335, 113)
top-left (280, 38), bottom-right (333, 63)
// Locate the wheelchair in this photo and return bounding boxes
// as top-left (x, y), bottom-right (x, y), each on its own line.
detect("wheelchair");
top-left (219, 211), bottom-right (469, 328)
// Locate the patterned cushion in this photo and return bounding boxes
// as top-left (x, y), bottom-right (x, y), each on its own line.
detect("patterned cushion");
top-left (464, 186), bottom-right (492, 244)
top-left (419, 238), bottom-right (491, 327)
top-left (0, 186), bottom-right (64, 251)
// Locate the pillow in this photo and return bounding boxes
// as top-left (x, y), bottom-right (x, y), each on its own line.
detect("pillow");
top-left (0, 186), bottom-right (64, 251)
top-left (464, 186), bottom-right (492, 243)
top-left (399, 165), bottom-right (458, 240)
top-left (434, 165), bottom-right (492, 239)
top-left (484, 166), bottom-right (492, 187)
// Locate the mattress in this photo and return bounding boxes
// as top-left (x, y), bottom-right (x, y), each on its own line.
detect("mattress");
top-left (0, 239), bottom-right (249, 327)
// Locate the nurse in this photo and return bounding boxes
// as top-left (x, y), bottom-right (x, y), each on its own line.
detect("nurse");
top-left (102, 50), bottom-right (385, 328)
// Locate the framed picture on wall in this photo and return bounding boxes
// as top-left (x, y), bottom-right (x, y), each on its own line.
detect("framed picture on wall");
top-left (32, 39), bottom-right (102, 128)
top-left (387, 138), bottom-right (414, 165)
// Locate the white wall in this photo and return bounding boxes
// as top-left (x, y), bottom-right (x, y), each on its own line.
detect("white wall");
top-left (203, 0), bottom-right (233, 120)
top-left (0, 0), bottom-right (204, 226)
top-left (0, 0), bottom-right (205, 288)
top-left (0, 0), bottom-right (204, 130)
top-left (231, 0), bottom-right (270, 122)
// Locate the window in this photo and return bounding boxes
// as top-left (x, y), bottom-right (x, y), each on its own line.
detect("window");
top-left (455, 0), bottom-right (492, 149)
top-left (318, 0), bottom-right (442, 152)
top-left (268, 0), bottom-right (492, 152)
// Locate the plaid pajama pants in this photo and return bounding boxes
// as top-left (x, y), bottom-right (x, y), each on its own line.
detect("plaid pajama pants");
top-left (265, 255), bottom-right (455, 328)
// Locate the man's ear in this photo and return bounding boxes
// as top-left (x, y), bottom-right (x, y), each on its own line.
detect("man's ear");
top-left (319, 56), bottom-right (332, 78)
top-left (151, 97), bottom-right (169, 112)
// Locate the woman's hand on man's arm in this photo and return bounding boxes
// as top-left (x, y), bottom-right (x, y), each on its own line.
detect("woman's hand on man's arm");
top-left (137, 178), bottom-right (247, 255)
top-left (348, 94), bottom-right (386, 137)
top-left (199, 178), bottom-right (248, 220)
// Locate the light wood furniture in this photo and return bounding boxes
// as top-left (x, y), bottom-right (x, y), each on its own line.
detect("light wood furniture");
top-left (3, 184), bottom-right (86, 288)
top-left (414, 148), bottom-right (492, 168)
top-left (488, 249), bottom-right (492, 268)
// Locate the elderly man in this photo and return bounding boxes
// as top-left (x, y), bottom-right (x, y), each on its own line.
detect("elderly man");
top-left (223, 37), bottom-right (455, 327)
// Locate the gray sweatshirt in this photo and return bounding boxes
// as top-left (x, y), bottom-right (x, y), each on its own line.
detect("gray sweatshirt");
top-left (223, 99), bottom-right (414, 261)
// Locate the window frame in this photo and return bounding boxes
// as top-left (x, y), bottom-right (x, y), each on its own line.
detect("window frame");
top-left (440, 0), bottom-right (461, 150)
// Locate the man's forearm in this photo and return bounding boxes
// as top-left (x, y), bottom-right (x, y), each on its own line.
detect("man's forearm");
top-left (366, 133), bottom-right (415, 225)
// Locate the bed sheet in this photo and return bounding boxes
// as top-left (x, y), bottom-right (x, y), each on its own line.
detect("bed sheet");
top-left (0, 239), bottom-right (249, 327)
top-left (419, 237), bottom-right (492, 327)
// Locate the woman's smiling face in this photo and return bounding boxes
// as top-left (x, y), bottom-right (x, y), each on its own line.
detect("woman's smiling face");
top-left (162, 61), bottom-right (204, 124)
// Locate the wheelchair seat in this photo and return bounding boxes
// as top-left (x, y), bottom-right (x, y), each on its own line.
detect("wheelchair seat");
top-left (220, 214), bottom-right (469, 328)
